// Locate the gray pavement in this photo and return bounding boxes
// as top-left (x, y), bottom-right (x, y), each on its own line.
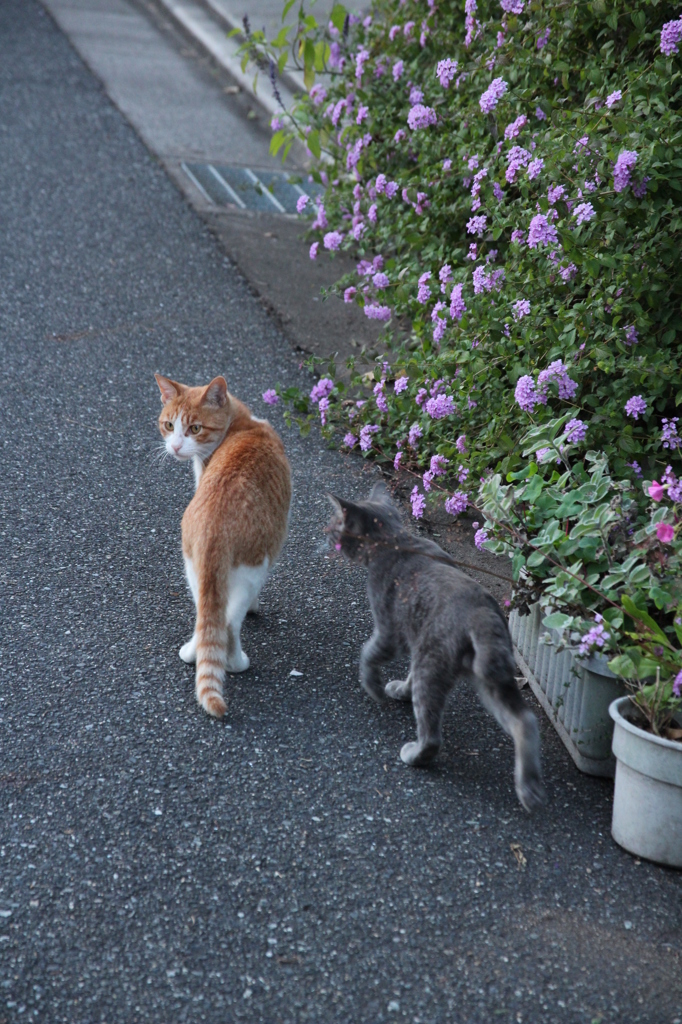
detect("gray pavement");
top-left (1, 4), bottom-right (681, 1024)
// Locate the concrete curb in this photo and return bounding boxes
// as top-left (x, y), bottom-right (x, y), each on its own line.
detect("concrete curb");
top-left (153, 0), bottom-right (300, 121)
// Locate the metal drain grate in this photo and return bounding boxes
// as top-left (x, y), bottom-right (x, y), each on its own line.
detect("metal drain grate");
top-left (182, 163), bottom-right (321, 214)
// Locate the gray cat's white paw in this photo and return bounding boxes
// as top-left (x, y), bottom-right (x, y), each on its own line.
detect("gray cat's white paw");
top-left (179, 636), bottom-right (197, 663)
top-left (386, 679), bottom-right (412, 702)
top-left (226, 651), bottom-right (250, 673)
top-left (400, 741), bottom-right (439, 767)
top-left (516, 776), bottom-right (547, 813)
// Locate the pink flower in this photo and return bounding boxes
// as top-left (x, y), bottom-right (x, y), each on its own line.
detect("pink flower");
top-left (656, 523), bottom-right (675, 544)
top-left (648, 481), bottom-right (665, 501)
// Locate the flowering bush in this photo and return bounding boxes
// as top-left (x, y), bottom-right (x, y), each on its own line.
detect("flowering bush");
top-left (245, 0), bottom-right (682, 509)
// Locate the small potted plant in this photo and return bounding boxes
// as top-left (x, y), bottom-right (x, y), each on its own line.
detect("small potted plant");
top-left (606, 473), bottom-right (682, 867)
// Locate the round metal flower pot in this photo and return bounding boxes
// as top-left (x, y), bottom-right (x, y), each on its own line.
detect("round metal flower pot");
top-left (609, 696), bottom-right (682, 869)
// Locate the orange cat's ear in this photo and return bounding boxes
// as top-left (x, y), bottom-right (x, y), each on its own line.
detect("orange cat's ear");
top-left (155, 374), bottom-right (185, 404)
top-left (202, 376), bottom-right (229, 408)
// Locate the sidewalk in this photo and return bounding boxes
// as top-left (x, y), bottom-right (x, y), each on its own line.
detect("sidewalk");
top-left (2, 3), bottom-right (681, 1023)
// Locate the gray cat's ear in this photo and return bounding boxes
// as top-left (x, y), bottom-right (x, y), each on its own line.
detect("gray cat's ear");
top-left (327, 493), bottom-right (361, 519)
top-left (368, 481), bottom-right (390, 503)
top-left (202, 376), bottom-right (229, 408)
top-left (326, 493), bottom-right (343, 512)
top-left (155, 374), bottom-right (185, 404)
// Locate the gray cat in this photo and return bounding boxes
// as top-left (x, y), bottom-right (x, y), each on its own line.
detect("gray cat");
top-left (328, 483), bottom-right (546, 813)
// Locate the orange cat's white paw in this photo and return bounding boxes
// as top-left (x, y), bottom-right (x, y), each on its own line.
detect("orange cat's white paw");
top-left (226, 651), bottom-right (250, 673)
top-left (179, 635), bottom-right (197, 663)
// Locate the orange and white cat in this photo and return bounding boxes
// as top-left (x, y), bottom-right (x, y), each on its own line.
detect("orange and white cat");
top-left (155, 374), bottom-right (291, 718)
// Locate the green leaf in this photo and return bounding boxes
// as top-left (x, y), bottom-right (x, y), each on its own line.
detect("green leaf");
top-left (330, 3), bottom-right (347, 32)
top-left (307, 130), bottom-right (321, 158)
top-left (542, 612), bottom-right (574, 630)
top-left (608, 654), bottom-right (637, 679)
top-left (282, 0), bottom-right (297, 20)
top-left (621, 595), bottom-right (668, 645)
top-left (527, 550), bottom-right (546, 567)
top-left (269, 129), bottom-right (287, 156)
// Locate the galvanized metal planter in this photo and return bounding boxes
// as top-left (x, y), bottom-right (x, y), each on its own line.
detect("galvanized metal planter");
top-left (509, 604), bottom-right (627, 777)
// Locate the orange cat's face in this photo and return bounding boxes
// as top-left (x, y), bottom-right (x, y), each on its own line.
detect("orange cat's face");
top-left (155, 374), bottom-right (231, 462)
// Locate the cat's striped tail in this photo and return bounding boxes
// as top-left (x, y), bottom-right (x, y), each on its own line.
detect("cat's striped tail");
top-left (194, 583), bottom-right (228, 719)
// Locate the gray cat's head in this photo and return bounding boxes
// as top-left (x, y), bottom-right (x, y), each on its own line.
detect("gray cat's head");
top-left (326, 482), bottom-right (402, 564)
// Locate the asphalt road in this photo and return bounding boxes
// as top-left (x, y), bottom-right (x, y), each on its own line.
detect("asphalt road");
top-left (1, 4), bottom-right (681, 1023)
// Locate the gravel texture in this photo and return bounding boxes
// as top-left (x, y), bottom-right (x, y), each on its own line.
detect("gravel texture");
top-left (0, 4), bottom-right (680, 1023)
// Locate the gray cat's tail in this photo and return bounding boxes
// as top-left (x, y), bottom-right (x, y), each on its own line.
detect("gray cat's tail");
top-left (470, 610), bottom-right (547, 813)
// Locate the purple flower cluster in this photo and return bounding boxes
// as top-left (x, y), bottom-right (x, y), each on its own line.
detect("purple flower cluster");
top-left (527, 158), bottom-right (544, 180)
top-left (445, 491), bottom-right (469, 516)
top-left (564, 418), bottom-right (588, 444)
top-left (573, 202), bottom-right (596, 225)
top-left (310, 378), bottom-right (334, 405)
top-left (505, 145), bottom-right (532, 183)
top-left (578, 615), bottom-right (610, 656)
top-left (548, 184), bottom-right (566, 205)
top-left (344, 286), bottom-right (357, 303)
top-left (474, 527), bottom-right (489, 549)
top-left (515, 360), bottom-right (578, 411)
top-left (393, 59), bottom-right (404, 81)
top-left (359, 424), bottom-right (379, 451)
top-left (296, 194), bottom-right (309, 214)
top-left (450, 282), bottom-right (467, 320)
top-left (431, 302), bottom-right (448, 342)
top-left (527, 213), bottom-right (558, 249)
top-left (417, 271), bottom-right (432, 304)
top-left (504, 115), bottom-right (527, 140)
top-left (624, 395), bottom-right (647, 420)
top-left (436, 59), bottom-right (458, 88)
top-left (511, 229), bottom-right (525, 244)
top-left (394, 376), bottom-right (409, 394)
top-left (558, 262), bottom-right (577, 282)
top-left (479, 78), bottom-right (507, 114)
top-left (660, 18), bottom-right (682, 56)
top-left (410, 486), bottom-right (426, 519)
top-left (613, 150), bottom-right (638, 193)
top-left (538, 360), bottom-right (578, 400)
top-left (262, 389), bottom-right (279, 405)
top-left (373, 272), bottom-right (389, 289)
top-left (324, 230), bottom-right (344, 250)
top-left (343, 432), bottom-right (357, 448)
top-left (536, 26), bottom-right (550, 49)
top-left (407, 104), bottom-right (437, 130)
top-left (456, 434), bottom-right (467, 454)
top-left (408, 422), bottom-right (423, 446)
top-left (661, 417), bottom-right (680, 450)
top-left (355, 47), bottom-right (370, 81)
top-left (606, 89), bottom-right (622, 108)
top-left (439, 264), bottom-right (452, 290)
top-left (374, 380), bottom-right (388, 412)
top-left (512, 299), bottom-right (530, 320)
top-left (426, 393), bottom-right (455, 419)
top-left (514, 375), bottom-right (540, 412)
top-left (473, 266), bottom-right (505, 294)
top-left (466, 215), bottom-right (487, 237)
top-left (364, 304), bottom-right (392, 321)
top-left (500, 0), bottom-right (524, 11)
top-left (624, 324), bottom-right (638, 345)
